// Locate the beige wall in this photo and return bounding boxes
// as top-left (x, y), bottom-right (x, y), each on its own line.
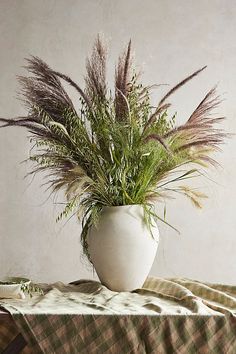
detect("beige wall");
top-left (0, 0), bottom-right (235, 284)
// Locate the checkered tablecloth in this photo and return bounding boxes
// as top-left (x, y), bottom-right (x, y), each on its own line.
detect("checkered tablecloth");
top-left (0, 277), bottom-right (236, 353)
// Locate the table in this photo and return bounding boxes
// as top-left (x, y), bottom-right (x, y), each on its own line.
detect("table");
top-left (0, 277), bottom-right (236, 353)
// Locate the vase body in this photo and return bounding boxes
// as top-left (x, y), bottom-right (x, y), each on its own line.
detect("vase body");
top-left (87, 204), bottom-right (159, 292)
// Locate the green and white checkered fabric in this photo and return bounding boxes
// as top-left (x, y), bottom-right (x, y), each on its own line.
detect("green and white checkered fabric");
top-left (0, 277), bottom-right (236, 353)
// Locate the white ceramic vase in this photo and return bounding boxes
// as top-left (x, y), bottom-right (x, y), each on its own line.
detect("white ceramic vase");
top-left (87, 204), bottom-right (159, 292)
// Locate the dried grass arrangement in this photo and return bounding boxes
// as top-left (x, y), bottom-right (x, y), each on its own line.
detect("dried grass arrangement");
top-left (0, 35), bottom-right (226, 258)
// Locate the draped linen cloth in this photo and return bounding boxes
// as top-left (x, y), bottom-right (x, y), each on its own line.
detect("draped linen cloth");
top-left (0, 277), bottom-right (236, 353)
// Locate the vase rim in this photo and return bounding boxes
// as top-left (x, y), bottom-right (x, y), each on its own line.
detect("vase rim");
top-left (102, 204), bottom-right (144, 210)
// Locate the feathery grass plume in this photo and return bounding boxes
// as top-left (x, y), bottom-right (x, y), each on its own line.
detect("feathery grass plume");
top-left (144, 66), bottom-right (207, 131)
top-left (50, 70), bottom-right (92, 109)
top-left (20, 57), bottom-right (77, 119)
top-left (163, 87), bottom-right (226, 165)
top-left (0, 35), bottom-right (227, 260)
top-left (158, 66), bottom-right (207, 106)
top-left (115, 40), bottom-right (132, 121)
top-left (85, 34), bottom-right (107, 101)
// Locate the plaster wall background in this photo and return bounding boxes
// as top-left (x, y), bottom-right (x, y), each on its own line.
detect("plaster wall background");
top-left (0, 0), bottom-right (235, 284)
